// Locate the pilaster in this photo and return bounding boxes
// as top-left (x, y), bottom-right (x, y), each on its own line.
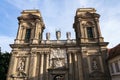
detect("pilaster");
top-left (77, 51), bottom-right (84, 80)
top-left (74, 53), bottom-right (79, 80)
top-left (68, 52), bottom-right (73, 80)
top-left (28, 52), bottom-right (37, 80)
top-left (40, 53), bottom-right (44, 80)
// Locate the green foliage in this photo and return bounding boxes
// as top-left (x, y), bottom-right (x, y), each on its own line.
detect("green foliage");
top-left (0, 52), bottom-right (11, 80)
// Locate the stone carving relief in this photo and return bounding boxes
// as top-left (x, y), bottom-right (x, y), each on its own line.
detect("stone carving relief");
top-left (50, 48), bottom-right (67, 68)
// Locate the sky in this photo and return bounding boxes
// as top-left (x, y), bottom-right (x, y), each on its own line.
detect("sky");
top-left (0, 0), bottom-right (120, 52)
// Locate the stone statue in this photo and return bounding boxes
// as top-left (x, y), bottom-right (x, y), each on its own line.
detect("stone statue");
top-left (56, 31), bottom-right (61, 40)
top-left (92, 59), bottom-right (98, 70)
top-left (18, 58), bottom-right (25, 71)
top-left (46, 32), bottom-right (50, 40)
top-left (66, 32), bottom-right (71, 40)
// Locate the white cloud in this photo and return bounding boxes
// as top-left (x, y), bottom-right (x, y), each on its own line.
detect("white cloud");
top-left (0, 36), bottom-right (14, 52)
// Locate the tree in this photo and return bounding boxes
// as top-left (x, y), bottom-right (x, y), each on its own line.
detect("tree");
top-left (0, 52), bottom-right (11, 80)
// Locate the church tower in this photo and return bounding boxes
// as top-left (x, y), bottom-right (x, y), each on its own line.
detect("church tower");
top-left (73, 8), bottom-right (110, 80)
top-left (73, 8), bottom-right (103, 43)
top-left (15, 10), bottom-right (45, 44)
top-left (7, 10), bottom-right (46, 80)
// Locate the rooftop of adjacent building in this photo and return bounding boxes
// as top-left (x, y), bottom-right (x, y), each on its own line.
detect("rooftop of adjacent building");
top-left (108, 44), bottom-right (120, 60)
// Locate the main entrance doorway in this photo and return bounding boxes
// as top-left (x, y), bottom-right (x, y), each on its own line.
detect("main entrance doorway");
top-left (48, 68), bottom-right (68, 80)
top-left (53, 75), bottom-right (64, 80)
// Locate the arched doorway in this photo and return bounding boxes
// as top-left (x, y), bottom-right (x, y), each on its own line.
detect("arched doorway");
top-left (53, 75), bottom-right (64, 80)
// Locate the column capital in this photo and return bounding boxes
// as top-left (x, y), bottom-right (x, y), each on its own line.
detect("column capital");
top-left (94, 17), bottom-right (99, 22)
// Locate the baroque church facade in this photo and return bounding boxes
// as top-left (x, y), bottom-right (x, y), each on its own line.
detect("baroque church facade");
top-left (7, 8), bottom-right (110, 80)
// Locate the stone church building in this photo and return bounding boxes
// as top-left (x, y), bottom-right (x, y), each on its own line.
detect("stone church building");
top-left (7, 8), bottom-right (111, 80)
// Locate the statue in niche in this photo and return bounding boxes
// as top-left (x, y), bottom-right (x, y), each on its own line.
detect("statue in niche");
top-left (18, 58), bottom-right (25, 71)
top-left (46, 32), bottom-right (50, 40)
top-left (56, 31), bottom-right (61, 40)
top-left (92, 58), bottom-right (98, 70)
top-left (66, 32), bottom-right (71, 40)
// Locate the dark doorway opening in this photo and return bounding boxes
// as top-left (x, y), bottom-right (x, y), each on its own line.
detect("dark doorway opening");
top-left (53, 75), bottom-right (64, 80)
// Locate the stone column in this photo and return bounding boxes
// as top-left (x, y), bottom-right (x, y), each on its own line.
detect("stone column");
top-left (40, 53), bottom-right (44, 80)
top-left (12, 54), bottom-right (18, 76)
top-left (84, 27), bottom-right (88, 42)
top-left (87, 56), bottom-right (92, 73)
top-left (28, 52), bottom-right (37, 80)
top-left (35, 22), bottom-right (39, 39)
top-left (79, 21), bottom-right (84, 38)
top-left (32, 53), bottom-right (37, 80)
top-left (21, 27), bottom-right (26, 43)
top-left (7, 52), bottom-right (18, 80)
top-left (33, 20), bottom-right (41, 44)
top-left (99, 56), bottom-right (104, 72)
top-left (15, 24), bottom-right (21, 42)
top-left (92, 26), bottom-right (97, 39)
top-left (46, 53), bottom-right (49, 80)
top-left (74, 53), bottom-right (79, 80)
top-left (77, 52), bottom-right (84, 80)
top-left (68, 53), bottom-right (73, 80)
top-left (95, 18), bottom-right (102, 37)
top-left (25, 56), bottom-right (29, 74)
top-left (15, 24), bottom-right (24, 44)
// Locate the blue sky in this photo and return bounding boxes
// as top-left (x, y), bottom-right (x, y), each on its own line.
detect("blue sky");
top-left (0, 0), bottom-right (120, 52)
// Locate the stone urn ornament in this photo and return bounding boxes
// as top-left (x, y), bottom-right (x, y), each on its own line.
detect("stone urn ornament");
top-left (46, 32), bottom-right (50, 40)
top-left (66, 32), bottom-right (71, 40)
top-left (56, 31), bottom-right (61, 40)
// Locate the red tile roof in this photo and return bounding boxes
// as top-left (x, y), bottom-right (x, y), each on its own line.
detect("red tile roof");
top-left (108, 44), bottom-right (120, 60)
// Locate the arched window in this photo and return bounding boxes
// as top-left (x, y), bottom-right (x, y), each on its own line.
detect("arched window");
top-left (25, 28), bottom-right (31, 42)
top-left (86, 22), bottom-right (94, 39)
top-left (87, 27), bottom-right (94, 38)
